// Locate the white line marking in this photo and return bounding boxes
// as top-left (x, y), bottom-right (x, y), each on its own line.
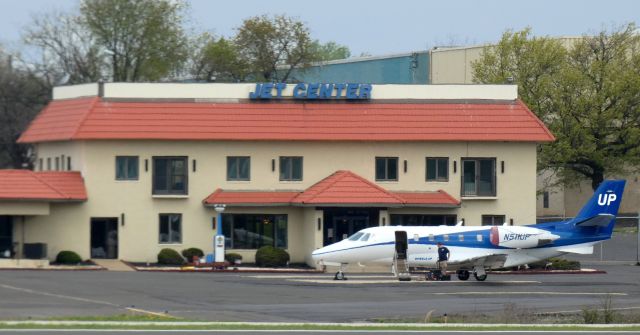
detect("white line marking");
top-left (2, 329), bottom-right (640, 333)
top-left (0, 283), bottom-right (172, 318)
top-left (432, 292), bottom-right (627, 296)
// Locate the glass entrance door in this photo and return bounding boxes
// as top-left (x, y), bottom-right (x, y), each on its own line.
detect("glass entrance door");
top-left (322, 208), bottom-right (380, 246)
top-left (0, 216), bottom-right (13, 258)
top-left (90, 218), bottom-right (118, 259)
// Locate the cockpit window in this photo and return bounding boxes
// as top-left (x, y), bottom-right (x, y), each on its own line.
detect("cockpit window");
top-left (348, 232), bottom-right (364, 241)
top-left (360, 233), bottom-right (371, 241)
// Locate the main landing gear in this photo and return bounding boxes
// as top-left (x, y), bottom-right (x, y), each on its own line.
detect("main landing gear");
top-left (456, 270), bottom-right (470, 281)
top-left (457, 268), bottom-right (487, 281)
top-left (473, 266), bottom-right (488, 281)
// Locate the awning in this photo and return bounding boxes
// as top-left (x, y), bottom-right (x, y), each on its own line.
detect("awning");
top-left (203, 170), bottom-right (459, 208)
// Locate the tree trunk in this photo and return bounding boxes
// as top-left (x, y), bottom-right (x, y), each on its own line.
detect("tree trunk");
top-left (591, 168), bottom-right (604, 191)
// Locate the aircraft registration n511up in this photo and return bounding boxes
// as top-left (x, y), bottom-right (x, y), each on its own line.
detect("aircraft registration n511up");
top-left (311, 180), bottom-right (625, 281)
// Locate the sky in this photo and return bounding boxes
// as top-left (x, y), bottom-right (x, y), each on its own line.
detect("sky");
top-left (0, 0), bottom-right (638, 56)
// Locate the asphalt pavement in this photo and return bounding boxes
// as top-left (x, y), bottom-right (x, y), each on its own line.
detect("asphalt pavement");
top-left (1, 264), bottom-right (639, 323)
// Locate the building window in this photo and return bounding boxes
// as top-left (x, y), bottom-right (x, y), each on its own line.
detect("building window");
top-left (67, 157), bottom-right (72, 171)
top-left (543, 191), bottom-right (550, 209)
top-left (47, 158), bottom-right (51, 170)
top-left (55, 157), bottom-right (60, 171)
top-left (375, 157), bottom-right (398, 181)
top-left (159, 214), bottom-right (182, 243)
top-left (426, 157), bottom-right (449, 182)
top-left (61, 155), bottom-right (66, 170)
top-left (482, 215), bottom-right (506, 226)
top-left (153, 157), bottom-right (188, 195)
top-left (38, 158), bottom-right (43, 171)
top-left (390, 214), bottom-right (457, 226)
top-left (279, 156), bottom-right (302, 181)
top-left (116, 156), bottom-right (139, 180)
top-left (462, 158), bottom-right (496, 196)
top-left (222, 214), bottom-right (287, 249)
top-left (227, 156), bottom-right (250, 181)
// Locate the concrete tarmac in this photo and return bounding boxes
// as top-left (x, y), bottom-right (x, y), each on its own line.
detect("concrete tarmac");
top-left (0, 265), bottom-right (639, 322)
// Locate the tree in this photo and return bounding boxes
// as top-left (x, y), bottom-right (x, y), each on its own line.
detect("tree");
top-left (0, 49), bottom-right (50, 169)
top-left (190, 34), bottom-right (249, 82)
top-left (24, 11), bottom-right (104, 85)
top-left (472, 25), bottom-right (640, 190)
top-left (234, 14), bottom-right (315, 82)
top-left (309, 40), bottom-right (351, 62)
top-left (80, 0), bottom-right (189, 82)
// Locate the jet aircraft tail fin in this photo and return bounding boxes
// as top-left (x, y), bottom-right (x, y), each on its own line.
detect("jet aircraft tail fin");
top-left (567, 180), bottom-right (626, 237)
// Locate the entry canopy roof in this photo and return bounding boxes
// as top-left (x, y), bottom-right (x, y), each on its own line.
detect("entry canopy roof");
top-left (0, 170), bottom-right (87, 201)
top-left (203, 170), bottom-right (460, 208)
top-left (19, 95), bottom-right (554, 143)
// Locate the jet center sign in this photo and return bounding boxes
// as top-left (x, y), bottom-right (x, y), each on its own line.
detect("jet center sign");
top-left (249, 83), bottom-right (372, 100)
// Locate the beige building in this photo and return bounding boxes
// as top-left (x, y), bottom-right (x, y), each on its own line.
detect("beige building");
top-left (0, 82), bottom-right (553, 265)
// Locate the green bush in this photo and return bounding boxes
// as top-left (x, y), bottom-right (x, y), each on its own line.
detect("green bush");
top-left (255, 246), bottom-right (289, 267)
top-left (181, 248), bottom-right (204, 262)
top-left (529, 257), bottom-right (580, 270)
top-left (55, 250), bottom-right (82, 265)
top-left (157, 248), bottom-right (184, 265)
top-left (225, 253), bottom-right (243, 264)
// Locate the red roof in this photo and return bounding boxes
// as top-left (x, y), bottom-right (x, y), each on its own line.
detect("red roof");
top-left (19, 98), bottom-right (554, 143)
top-left (203, 189), bottom-right (299, 206)
top-left (0, 170), bottom-right (87, 201)
top-left (293, 170), bottom-right (405, 205)
top-left (203, 170), bottom-right (460, 207)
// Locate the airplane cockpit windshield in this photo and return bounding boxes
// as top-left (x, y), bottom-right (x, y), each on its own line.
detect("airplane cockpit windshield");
top-left (360, 233), bottom-right (371, 241)
top-left (348, 232), bottom-right (364, 241)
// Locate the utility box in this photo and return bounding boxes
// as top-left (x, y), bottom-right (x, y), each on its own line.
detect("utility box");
top-left (23, 243), bottom-right (47, 259)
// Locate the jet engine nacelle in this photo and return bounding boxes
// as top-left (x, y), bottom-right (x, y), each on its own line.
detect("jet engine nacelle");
top-left (490, 226), bottom-right (559, 249)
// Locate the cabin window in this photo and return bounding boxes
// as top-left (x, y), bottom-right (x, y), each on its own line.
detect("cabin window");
top-left (413, 234), bottom-right (419, 242)
top-left (477, 234), bottom-right (483, 242)
top-left (443, 234), bottom-right (449, 242)
top-left (458, 234), bottom-right (464, 241)
top-left (428, 234), bottom-right (434, 241)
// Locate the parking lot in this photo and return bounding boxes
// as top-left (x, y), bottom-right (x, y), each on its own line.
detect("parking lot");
top-left (1, 264), bottom-right (639, 322)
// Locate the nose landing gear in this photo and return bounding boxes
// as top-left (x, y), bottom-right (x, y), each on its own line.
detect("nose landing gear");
top-left (333, 263), bottom-right (348, 281)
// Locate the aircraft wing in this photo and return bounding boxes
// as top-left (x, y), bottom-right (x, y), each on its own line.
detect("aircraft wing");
top-left (450, 253), bottom-right (508, 269)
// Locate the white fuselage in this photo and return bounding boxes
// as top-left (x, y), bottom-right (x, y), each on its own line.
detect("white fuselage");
top-left (311, 225), bottom-right (577, 270)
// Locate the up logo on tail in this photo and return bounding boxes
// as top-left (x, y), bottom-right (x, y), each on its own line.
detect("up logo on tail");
top-left (597, 192), bottom-right (617, 206)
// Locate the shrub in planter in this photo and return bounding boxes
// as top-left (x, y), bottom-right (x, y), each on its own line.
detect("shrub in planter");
top-left (157, 248), bottom-right (184, 265)
top-left (529, 257), bottom-right (580, 270)
top-left (181, 248), bottom-right (204, 262)
top-left (255, 246), bottom-right (289, 267)
top-left (55, 250), bottom-right (82, 264)
top-left (225, 253), bottom-right (243, 264)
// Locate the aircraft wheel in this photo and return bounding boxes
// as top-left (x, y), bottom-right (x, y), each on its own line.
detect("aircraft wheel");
top-left (474, 272), bottom-right (487, 281)
top-left (334, 271), bottom-right (347, 281)
top-left (457, 270), bottom-right (470, 281)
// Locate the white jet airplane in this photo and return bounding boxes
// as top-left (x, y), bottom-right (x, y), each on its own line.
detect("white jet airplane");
top-left (311, 180), bottom-right (626, 281)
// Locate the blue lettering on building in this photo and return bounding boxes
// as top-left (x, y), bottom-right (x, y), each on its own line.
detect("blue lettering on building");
top-left (249, 83), bottom-right (373, 100)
